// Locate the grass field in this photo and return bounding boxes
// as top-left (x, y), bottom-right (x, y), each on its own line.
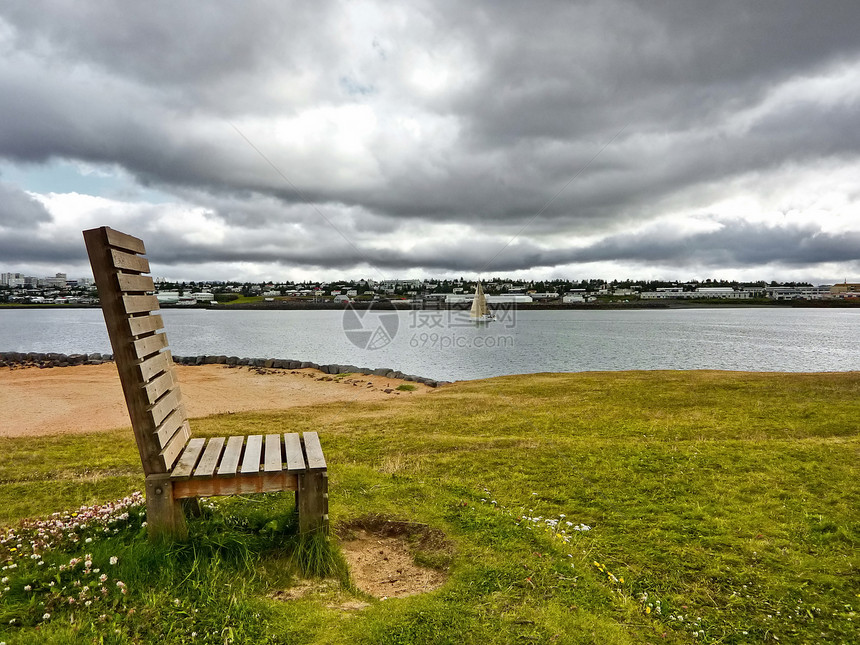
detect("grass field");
top-left (1, 370), bottom-right (857, 644)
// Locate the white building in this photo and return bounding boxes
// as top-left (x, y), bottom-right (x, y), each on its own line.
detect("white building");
top-left (766, 286), bottom-right (831, 300)
top-left (563, 294), bottom-right (586, 303)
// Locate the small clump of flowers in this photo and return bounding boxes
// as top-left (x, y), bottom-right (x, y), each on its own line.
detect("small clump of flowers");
top-left (0, 493), bottom-right (144, 630)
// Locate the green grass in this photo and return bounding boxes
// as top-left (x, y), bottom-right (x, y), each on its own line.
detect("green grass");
top-left (1, 370), bottom-right (858, 643)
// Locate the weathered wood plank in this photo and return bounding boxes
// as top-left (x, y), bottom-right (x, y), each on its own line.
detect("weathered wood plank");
top-left (171, 437), bottom-right (205, 478)
top-left (137, 351), bottom-right (171, 383)
top-left (122, 295), bottom-right (159, 315)
top-left (218, 436), bottom-right (244, 476)
top-left (132, 332), bottom-right (168, 360)
top-left (299, 471), bottom-right (329, 534)
top-left (264, 435), bottom-right (282, 472)
top-left (143, 369), bottom-right (175, 407)
top-left (284, 433), bottom-right (306, 472)
top-left (172, 472), bottom-right (299, 499)
top-left (302, 431), bottom-right (327, 471)
top-left (154, 405), bottom-right (187, 449)
top-left (240, 435), bottom-right (263, 474)
top-left (116, 273), bottom-right (154, 293)
top-left (148, 387), bottom-right (182, 428)
top-left (105, 227), bottom-right (146, 254)
top-left (128, 314), bottom-right (164, 337)
top-left (145, 474), bottom-right (187, 540)
top-left (193, 437), bottom-right (225, 478)
top-left (160, 422), bottom-right (191, 472)
top-left (110, 248), bottom-right (150, 273)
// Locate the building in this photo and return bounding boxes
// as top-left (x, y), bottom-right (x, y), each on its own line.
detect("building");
top-left (831, 283), bottom-right (860, 297)
top-left (765, 286), bottom-right (831, 300)
top-left (41, 273), bottom-right (67, 288)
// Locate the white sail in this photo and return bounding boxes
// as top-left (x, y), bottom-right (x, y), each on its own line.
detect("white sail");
top-left (470, 282), bottom-right (490, 319)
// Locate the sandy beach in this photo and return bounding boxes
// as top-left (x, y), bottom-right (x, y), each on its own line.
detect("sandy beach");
top-left (0, 363), bottom-right (433, 438)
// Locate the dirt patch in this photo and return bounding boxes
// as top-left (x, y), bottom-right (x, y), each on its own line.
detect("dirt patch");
top-left (268, 579), bottom-right (371, 612)
top-left (338, 517), bottom-right (452, 599)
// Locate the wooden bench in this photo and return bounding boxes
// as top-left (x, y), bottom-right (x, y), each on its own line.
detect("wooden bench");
top-left (83, 226), bottom-right (328, 540)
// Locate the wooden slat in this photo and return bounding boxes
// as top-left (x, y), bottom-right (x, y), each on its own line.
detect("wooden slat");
top-left (302, 432), bottom-right (326, 471)
top-left (154, 405), bottom-right (187, 448)
top-left (129, 314), bottom-right (164, 337)
top-left (117, 273), bottom-right (155, 293)
top-left (240, 435), bottom-right (263, 474)
top-left (143, 369), bottom-right (175, 407)
top-left (132, 332), bottom-right (168, 360)
top-left (122, 295), bottom-right (159, 315)
top-left (171, 437), bottom-right (205, 478)
top-left (105, 227), bottom-right (146, 254)
top-left (149, 387), bottom-right (182, 427)
top-left (218, 436), bottom-right (244, 476)
top-left (137, 351), bottom-right (171, 382)
top-left (172, 472), bottom-right (299, 499)
top-left (160, 421), bottom-right (190, 471)
top-left (193, 437), bottom-right (225, 478)
top-left (284, 433), bottom-right (306, 472)
top-left (264, 435), bottom-right (282, 472)
top-left (110, 248), bottom-right (150, 273)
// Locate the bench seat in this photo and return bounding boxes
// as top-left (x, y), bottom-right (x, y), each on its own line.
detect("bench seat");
top-left (170, 432), bottom-right (326, 498)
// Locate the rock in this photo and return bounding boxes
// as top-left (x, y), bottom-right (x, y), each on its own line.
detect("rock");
top-left (372, 367), bottom-right (393, 376)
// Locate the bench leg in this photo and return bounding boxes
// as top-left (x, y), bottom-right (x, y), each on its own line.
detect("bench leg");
top-left (145, 475), bottom-right (188, 541)
top-left (298, 471), bottom-right (329, 535)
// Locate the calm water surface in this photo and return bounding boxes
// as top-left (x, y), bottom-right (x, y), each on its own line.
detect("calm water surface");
top-left (1, 307), bottom-right (858, 381)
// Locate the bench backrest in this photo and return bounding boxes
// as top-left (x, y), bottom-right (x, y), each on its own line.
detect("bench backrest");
top-left (83, 226), bottom-right (190, 475)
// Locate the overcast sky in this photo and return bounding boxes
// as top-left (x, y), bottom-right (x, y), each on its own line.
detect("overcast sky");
top-left (1, 1), bottom-right (859, 284)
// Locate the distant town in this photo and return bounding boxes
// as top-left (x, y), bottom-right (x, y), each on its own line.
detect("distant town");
top-left (2, 271), bottom-right (859, 307)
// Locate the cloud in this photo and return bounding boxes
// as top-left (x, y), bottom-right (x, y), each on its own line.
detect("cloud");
top-left (1, 2), bottom-right (860, 281)
top-left (0, 181), bottom-right (52, 228)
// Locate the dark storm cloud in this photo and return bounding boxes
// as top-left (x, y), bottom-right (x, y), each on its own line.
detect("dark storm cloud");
top-left (563, 223), bottom-right (860, 269)
top-left (1, 1), bottom-right (860, 278)
top-left (0, 181), bottom-right (52, 228)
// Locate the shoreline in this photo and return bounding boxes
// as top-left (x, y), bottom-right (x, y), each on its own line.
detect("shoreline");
top-left (3, 299), bottom-right (859, 311)
top-left (0, 351), bottom-right (445, 387)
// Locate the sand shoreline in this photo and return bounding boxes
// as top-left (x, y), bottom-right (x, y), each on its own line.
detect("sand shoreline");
top-left (0, 363), bottom-right (433, 438)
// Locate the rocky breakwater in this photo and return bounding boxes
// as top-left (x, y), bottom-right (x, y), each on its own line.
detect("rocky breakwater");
top-left (0, 351), bottom-right (445, 387)
top-left (0, 351), bottom-right (112, 369)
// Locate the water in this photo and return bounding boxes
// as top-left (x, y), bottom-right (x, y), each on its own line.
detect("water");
top-left (1, 307), bottom-right (858, 381)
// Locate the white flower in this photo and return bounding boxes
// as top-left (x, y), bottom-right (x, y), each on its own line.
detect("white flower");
top-left (42, 613), bottom-right (51, 620)
top-left (109, 556), bottom-right (118, 565)
top-left (24, 585), bottom-right (31, 591)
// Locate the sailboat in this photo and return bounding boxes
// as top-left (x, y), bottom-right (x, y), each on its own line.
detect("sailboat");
top-left (470, 282), bottom-right (496, 322)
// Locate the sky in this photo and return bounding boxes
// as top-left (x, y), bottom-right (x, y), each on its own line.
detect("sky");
top-left (1, 1), bottom-right (859, 285)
